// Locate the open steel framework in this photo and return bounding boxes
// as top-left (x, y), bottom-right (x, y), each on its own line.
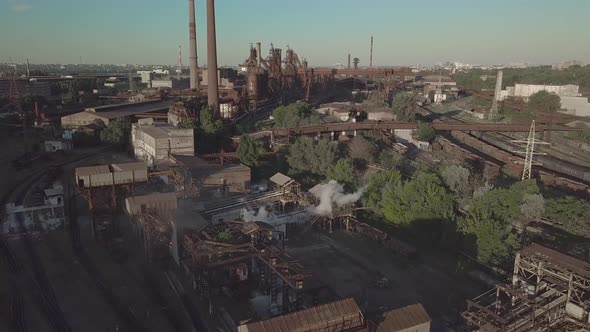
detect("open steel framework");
top-left (463, 244), bottom-right (590, 331)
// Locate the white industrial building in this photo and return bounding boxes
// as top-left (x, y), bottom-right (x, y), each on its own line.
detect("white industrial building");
top-left (498, 83), bottom-right (590, 117)
top-left (132, 118), bottom-right (194, 165)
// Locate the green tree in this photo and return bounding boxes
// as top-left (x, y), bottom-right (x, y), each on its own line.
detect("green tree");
top-left (347, 135), bottom-right (376, 166)
top-left (381, 172), bottom-right (454, 225)
top-left (526, 90), bottom-right (561, 113)
top-left (199, 107), bottom-right (223, 135)
top-left (177, 118), bottom-right (197, 129)
top-left (458, 211), bottom-right (520, 265)
top-left (328, 159), bottom-right (357, 190)
top-left (391, 92), bottom-right (418, 121)
top-left (362, 169), bottom-right (401, 213)
top-left (287, 137), bottom-right (339, 177)
top-left (414, 123), bottom-right (436, 142)
top-left (100, 119), bottom-right (130, 147)
top-left (273, 102), bottom-right (320, 128)
top-left (544, 196), bottom-right (590, 236)
top-left (440, 165), bottom-right (473, 199)
top-left (237, 134), bottom-right (263, 167)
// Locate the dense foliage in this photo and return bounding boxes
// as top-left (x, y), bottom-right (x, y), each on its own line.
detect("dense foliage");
top-left (414, 123), bottom-right (436, 142)
top-left (391, 92), bottom-right (419, 121)
top-left (347, 135), bottom-right (376, 166)
top-left (527, 90), bottom-right (561, 113)
top-left (454, 65), bottom-right (590, 90)
top-left (287, 137), bottom-right (339, 177)
top-left (328, 159), bottom-right (357, 191)
top-left (237, 134), bottom-right (263, 167)
top-left (100, 119), bottom-right (130, 147)
top-left (273, 102), bottom-right (320, 128)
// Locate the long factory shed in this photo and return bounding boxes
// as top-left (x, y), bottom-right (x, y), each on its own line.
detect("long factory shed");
top-left (75, 161), bottom-right (148, 188)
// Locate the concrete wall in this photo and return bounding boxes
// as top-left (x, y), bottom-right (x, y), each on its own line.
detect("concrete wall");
top-left (561, 96), bottom-right (590, 117)
top-left (514, 84), bottom-right (580, 98)
top-left (196, 165), bottom-right (251, 194)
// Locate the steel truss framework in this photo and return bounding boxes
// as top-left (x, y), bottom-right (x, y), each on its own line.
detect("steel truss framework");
top-left (182, 221), bottom-right (310, 314)
top-left (463, 244), bottom-right (590, 332)
top-left (132, 209), bottom-right (174, 263)
top-left (78, 183), bottom-right (133, 241)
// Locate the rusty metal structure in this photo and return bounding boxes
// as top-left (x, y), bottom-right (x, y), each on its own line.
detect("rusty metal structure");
top-left (182, 220), bottom-right (310, 315)
top-left (463, 244), bottom-right (590, 331)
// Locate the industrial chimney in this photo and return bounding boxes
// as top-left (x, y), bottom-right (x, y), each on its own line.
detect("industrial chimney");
top-left (188, 0), bottom-right (199, 90)
top-left (347, 54), bottom-right (351, 69)
top-left (207, 0), bottom-right (219, 109)
top-left (256, 42), bottom-right (262, 68)
top-left (370, 35), bottom-right (374, 68)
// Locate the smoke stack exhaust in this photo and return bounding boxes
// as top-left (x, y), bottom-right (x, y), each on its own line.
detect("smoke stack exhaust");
top-left (207, 0), bottom-right (219, 109)
top-left (188, 0), bottom-right (199, 90)
top-left (256, 42), bottom-right (262, 68)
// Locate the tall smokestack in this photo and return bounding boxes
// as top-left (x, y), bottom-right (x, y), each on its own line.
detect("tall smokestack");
top-left (256, 42), bottom-right (262, 68)
top-left (347, 54), bottom-right (351, 69)
top-left (26, 58), bottom-right (30, 77)
top-left (370, 36), bottom-right (373, 68)
top-left (207, 0), bottom-right (219, 109)
top-left (188, 0), bottom-right (199, 90)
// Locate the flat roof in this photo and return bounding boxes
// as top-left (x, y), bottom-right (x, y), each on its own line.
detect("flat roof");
top-left (75, 165), bottom-right (110, 176)
top-left (269, 173), bottom-right (294, 187)
top-left (112, 161), bottom-right (147, 172)
top-left (377, 303), bottom-right (430, 332)
top-left (239, 297), bottom-right (363, 332)
top-left (79, 100), bottom-right (170, 120)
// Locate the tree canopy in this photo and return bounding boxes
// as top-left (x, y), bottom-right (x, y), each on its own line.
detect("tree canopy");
top-left (273, 102), bottom-right (320, 128)
top-left (414, 123), bottom-right (436, 142)
top-left (328, 159), bottom-right (357, 191)
top-left (527, 90), bottom-right (561, 113)
top-left (391, 92), bottom-right (419, 121)
top-left (287, 137), bottom-right (339, 177)
top-left (199, 107), bottom-right (223, 135)
top-left (237, 134), bottom-right (263, 167)
top-left (177, 118), bottom-right (197, 129)
top-left (347, 135), bottom-right (376, 166)
top-left (381, 172), bottom-right (454, 225)
top-left (100, 119), bottom-right (130, 147)
top-left (362, 169), bottom-right (401, 213)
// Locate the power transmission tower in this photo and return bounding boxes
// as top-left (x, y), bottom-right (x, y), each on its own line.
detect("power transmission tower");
top-left (512, 120), bottom-right (549, 181)
top-left (488, 70), bottom-right (503, 120)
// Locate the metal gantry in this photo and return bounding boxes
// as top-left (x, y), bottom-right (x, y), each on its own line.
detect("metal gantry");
top-left (463, 244), bottom-right (590, 331)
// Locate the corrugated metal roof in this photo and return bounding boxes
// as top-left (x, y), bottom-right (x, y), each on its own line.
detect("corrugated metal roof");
top-left (269, 172), bottom-right (293, 187)
top-left (377, 303), bottom-right (430, 332)
top-left (112, 161), bottom-right (147, 172)
top-left (75, 165), bottom-right (110, 176)
top-left (239, 298), bottom-right (363, 332)
top-left (520, 244), bottom-right (590, 279)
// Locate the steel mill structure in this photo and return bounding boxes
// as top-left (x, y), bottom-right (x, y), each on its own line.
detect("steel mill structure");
top-left (463, 244), bottom-right (590, 331)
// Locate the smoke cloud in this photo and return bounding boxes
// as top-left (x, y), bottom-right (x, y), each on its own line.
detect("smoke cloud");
top-left (308, 180), bottom-right (366, 215)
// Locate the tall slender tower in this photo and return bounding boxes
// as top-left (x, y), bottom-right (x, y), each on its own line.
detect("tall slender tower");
top-left (206, 0), bottom-right (219, 109)
top-left (488, 70), bottom-right (503, 120)
top-left (370, 36), bottom-right (374, 68)
top-left (176, 45), bottom-right (183, 79)
top-left (188, 0), bottom-right (199, 90)
top-left (348, 54), bottom-right (351, 69)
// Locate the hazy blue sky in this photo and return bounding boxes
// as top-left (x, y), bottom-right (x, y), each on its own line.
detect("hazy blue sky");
top-left (2, 0), bottom-right (589, 66)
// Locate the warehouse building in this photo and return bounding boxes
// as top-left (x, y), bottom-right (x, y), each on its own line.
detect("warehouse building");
top-left (61, 99), bottom-right (170, 129)
top-left (131, 118), bottom-right (195, 166)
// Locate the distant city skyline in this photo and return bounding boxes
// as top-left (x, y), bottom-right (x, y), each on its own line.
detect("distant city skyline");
top-left (2, 0), bottom-right (590, 66)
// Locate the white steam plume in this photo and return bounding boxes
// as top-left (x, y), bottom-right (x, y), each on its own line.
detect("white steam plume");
top-left (308, 180), bottom-right (366, 215)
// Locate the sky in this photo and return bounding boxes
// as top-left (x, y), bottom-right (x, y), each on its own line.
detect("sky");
top-left (1, 0), bottom-right (590, 66)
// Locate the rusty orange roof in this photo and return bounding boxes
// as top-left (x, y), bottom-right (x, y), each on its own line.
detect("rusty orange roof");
top-left (377, 303), bottom-right (431, 332)
top-left (238, 297), bottom-right (364, 332)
